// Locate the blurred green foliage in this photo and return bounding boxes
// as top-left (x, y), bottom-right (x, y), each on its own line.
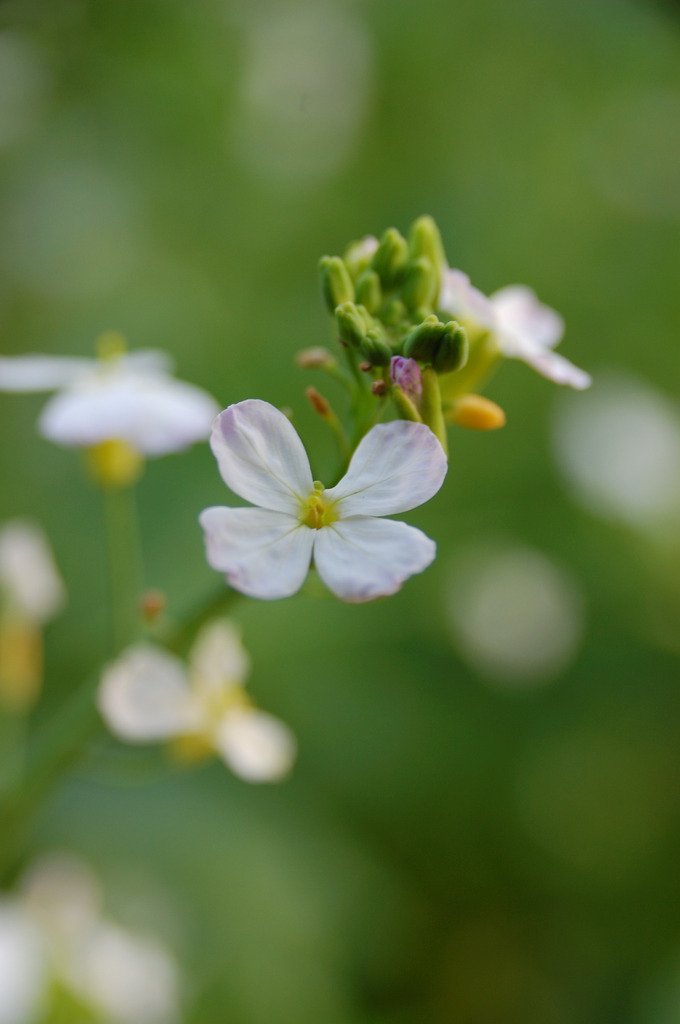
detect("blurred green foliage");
top-left (2, 0), bottom-right (680, 1020)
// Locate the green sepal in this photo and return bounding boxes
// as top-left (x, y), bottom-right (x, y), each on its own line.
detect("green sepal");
top-left (359, 327), bottom-right (392, 367)
top-left (319, 255), bottom-right (355, 313)
top-left (371, 228), bottom-right (409, 289)
top-left (335, 302), bottom-right (366, 348)
top-left (403, 318), bottom-right (468, 374)
top-left (343, 237), bottom-right (378, 280)
top-left (408, 215), bottom-right (446, 280)
top-left (434, 321), bottom-right (469, 374)
top-left (380, 297), bottom-right (409, 328)
top-left (401, 257), bottom-right (438, 312)
top-left (355, 270), bottom-right (383, 315)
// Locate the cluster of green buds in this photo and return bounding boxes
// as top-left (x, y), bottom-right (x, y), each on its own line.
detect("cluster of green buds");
top-left (300, 215), bottom-right (506, 465)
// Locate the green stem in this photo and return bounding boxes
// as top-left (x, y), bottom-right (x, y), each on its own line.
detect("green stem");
top-left (421, 368), bottom-right (448, 457)
top-left (103, 486), bottom-right (144, 652)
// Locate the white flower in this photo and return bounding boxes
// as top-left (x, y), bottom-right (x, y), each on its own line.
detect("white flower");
top-left (439, 269), bottom-right (591, 390)
top-left (98, 620), bottom-right (296, 783)
top-left (0, 348), bottom-right (219, 455)
top-left (0, 520), bottom-right (65, 623)
top-left (199, 400), bottom-right (447, 602)
top-left (0, 903), bottom-right (46, 1024)
top-left (1, 853), bottom-right (181, 1024)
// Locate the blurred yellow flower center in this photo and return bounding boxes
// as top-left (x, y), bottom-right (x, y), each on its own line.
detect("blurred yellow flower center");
top-left (96, 331), bottom-right (127, 362)
top-left (87, 440), bottom-right (144, 489)
top-left (301, 483), bottom-right (338, 530)
top-left (197, 679), bottom-right (251, 725)
top-left (0, 613), bottom-right (43, 712)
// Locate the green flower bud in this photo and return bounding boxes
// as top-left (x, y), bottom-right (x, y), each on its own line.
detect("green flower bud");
top-left (408, 215), bottom-right (446, 279)
top-left (403, 318), bottom-right (468, 374)
top-left (359, 327), bottom-right (392, 367)
top-left (403, 318), bottom-right (447, 362)
top-left (335, 302), bottom-right (366, 348)
top-left (435, 321), bottom-right (469, 374)
top-left (401, 257), bottom-right (438, 312)
top-left (380, 297), bottom-right (408, 327)
top-left (355, 270), bottom-right (382, 315)
top-left (319, 255), bottom-right (354, 313)
top-left (343, 236), bottom-right (379, 280)
top-left (371, 228), bottom-right (409, 289)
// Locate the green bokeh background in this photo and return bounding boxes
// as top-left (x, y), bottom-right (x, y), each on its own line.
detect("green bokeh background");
top-left (2, 0), bottom-right (680, 1021)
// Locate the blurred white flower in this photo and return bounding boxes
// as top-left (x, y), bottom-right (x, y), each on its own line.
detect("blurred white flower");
top-left (0, 520), bottom-right (65, 710)
top-left (439, 268), bottom-right (591, 389)
top-left (98, 620), bottom-right (297, 783)
top-left (0, 903), bottom-right (46, 1024)
top-left (199, 400), bottom-right (447, 602)
top-left (73, 923), bottom-right (180, 1024)
top-left (552, 373), bottom-right (680, 530)
top-left (0, 520), bottom-right (65, 624)
top-left (447, 543), bottom-right (585, 686)
top-left (0, 853), bottom-right (180, 1024)
top-left (0, 344), bottom-right (219, 457)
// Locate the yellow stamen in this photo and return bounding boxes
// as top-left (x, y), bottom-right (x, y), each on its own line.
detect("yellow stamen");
top-left (301, 483), bottom-right (338, 530)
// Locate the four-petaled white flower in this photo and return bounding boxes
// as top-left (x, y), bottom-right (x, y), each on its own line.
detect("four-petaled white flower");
top-left (98, 619), bottom-right (297, 783)
top-left (0, 347), bottom-right (219, 455)
top-left (199, 400), bottom-right (448, 602)
top-left (439, 268), bottom-right (591, 390)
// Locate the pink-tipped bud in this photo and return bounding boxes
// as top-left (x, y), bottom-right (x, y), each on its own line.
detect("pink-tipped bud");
top-left (390, 356), bottom-right (422, 403)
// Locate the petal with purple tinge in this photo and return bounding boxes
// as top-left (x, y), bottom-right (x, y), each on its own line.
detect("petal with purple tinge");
top-left (209, 400), bottom-right (313, 514)
top-left (324, 420), bottom-right (447, 517)
top-left (199, 506), bottom-right (314, 600)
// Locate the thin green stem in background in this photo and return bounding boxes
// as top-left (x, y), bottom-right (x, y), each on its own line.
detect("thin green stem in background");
top-left (103, 485), bottom-right (145, 653)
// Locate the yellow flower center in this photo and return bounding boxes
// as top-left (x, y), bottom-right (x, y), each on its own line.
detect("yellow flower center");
top-left (96, 331), bottom-right (127, 362)
top-left (300, 482), bottom-right (338, 530)
top-left (86, 440), bottom-right (144, 489)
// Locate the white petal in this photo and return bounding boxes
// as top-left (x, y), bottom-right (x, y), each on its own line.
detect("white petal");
top-left (21, 853), bottom-right (102, 943)
top-left (518, 346), bottom-right (592, 390)
top-left (199, 506), bottom-right (314, 600)
top-left (0, 355), bottom-right (94, 392)
top-left (189, 619), bottom-right (250, 693)
top-left (77, 923), bottom-right (179, 1024)
top-left (98, 645), bottom-right (200, 742)
top-left (121, 349), bottom-right (175, 376)
top-left (39, 372), bottom-right (219, 454)
top-left (324, 421), bottom-right (447, 517)
top-left (491, 285), bottom-right (564, 351)
top-left (209, 400), bottom-right (313, 514)
top-left (0, 903), bottom-right (46, 1024)
top-left (438, 268), bottom-right (496, 330)
top-left (0, 520), bottom-right (65, 623)
top-left (216, 708), bottom-right (297, 782)
top-left (313, 516), bottom-right (436, 602)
